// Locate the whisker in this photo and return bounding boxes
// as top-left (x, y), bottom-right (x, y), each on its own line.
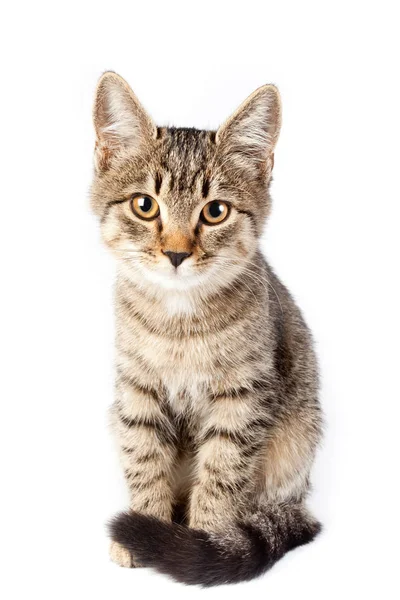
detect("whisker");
top-left (206, 256), bottom-right (283, 314)
top-left (113, 249), bottom-right (156, 261)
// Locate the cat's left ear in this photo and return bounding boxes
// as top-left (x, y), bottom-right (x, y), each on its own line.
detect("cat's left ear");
top-left (216, 85), bottom-right (281, 175)
top-left (93, 71), bottom-right (156, 171)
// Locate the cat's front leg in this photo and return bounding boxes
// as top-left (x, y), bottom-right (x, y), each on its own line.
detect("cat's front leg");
top-left (188, 389), bottom-right (265, 532)
top-left (110, 373), bottom-right (177, 565)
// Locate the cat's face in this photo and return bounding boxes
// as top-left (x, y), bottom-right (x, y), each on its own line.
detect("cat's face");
top-left (91, 73), bottom-right (281, 296)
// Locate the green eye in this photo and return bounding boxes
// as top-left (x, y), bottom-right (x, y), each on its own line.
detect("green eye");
top-left (200, 201), bottom-right (230, 225)
top-left (130, 194), bottom-right (160, 220)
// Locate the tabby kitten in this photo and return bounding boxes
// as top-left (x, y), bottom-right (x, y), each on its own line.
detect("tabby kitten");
top-left (91, 72), bottom-right (322, 586)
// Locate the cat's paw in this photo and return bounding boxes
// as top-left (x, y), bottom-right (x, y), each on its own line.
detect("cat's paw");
top-left (109, 541), bottom-right (134, 568)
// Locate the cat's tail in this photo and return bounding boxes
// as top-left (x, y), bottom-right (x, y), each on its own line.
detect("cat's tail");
top-left (109, 502), bottom-right (321, 586)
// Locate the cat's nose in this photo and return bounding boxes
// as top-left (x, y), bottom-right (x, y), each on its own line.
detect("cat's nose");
top-left (163, 251), bottom-right (192, 268)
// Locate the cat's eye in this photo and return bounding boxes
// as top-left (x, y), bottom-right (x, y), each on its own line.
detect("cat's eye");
top-left (130, 194), bottom-right (160, 220)
top-left (200, 201), bottom-right (230, 225)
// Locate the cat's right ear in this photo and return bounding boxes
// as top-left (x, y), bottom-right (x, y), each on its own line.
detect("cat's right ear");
top-left (93, 72), bottom-right (156, 171)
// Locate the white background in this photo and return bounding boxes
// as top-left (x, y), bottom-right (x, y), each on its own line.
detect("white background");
top-left (1, 1), bottom-right (399, 598)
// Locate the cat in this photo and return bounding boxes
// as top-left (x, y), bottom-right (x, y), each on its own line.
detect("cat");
top-left (91, 71), bottom-right (323, 586)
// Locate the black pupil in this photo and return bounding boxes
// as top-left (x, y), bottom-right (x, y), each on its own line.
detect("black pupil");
top-left (139, 196), bottom-right (152, 212)
top-left (209, 202), bottom-right (223, 218)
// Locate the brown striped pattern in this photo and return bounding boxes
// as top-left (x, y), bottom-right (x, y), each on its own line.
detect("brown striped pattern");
top-left (91, 73), bottom-right (322, 576)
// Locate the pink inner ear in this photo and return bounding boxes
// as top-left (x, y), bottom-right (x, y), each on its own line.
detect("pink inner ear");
top-left (94, 140), bottom-right (113, 172)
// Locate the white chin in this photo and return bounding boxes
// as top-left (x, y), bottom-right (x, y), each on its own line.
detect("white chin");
top-left (137, 263), bottom-right (204, 291)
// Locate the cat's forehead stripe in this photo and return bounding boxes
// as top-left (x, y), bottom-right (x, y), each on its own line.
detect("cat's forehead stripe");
top-left (160, 127), bottom-right (211, 195)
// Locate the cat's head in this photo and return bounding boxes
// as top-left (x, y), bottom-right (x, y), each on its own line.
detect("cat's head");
top-left (91, 72), bottom-right (281, 296)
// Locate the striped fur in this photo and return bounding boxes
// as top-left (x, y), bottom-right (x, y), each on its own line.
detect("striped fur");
top-left (91, 72), bottom-right (323, 585)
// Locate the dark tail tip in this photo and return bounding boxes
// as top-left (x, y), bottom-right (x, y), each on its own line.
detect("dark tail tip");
top-left (109, 507), bottom-right (321, 586)
top-left (109, 511), bottom-right (226, 585)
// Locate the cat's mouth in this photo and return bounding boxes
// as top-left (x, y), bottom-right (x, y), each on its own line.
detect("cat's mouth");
top-left (118, 247), bottom-right (238, 293)
top-left (132, 255), bottom-right (208, 291)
